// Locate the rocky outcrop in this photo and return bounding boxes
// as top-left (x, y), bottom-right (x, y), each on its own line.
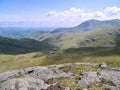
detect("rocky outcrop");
top-left (0, 70), bottom-right (20, 82)
top-left (22, 66), bottom-right (72, 80)
top-left (0, 65), bottom-right (72, 90)
top-left (78, 72), bottom-right (100, 88)
top-left (100, 69), bottom-right (120, 90)
top-left (0, 62), bottom-right (119, 90)
top-left (78, 68), bottom-right (120, 90)
top-left (0, 77), bottom-right (52, 90)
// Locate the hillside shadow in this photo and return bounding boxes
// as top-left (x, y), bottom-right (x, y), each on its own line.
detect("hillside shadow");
top-left (64, 47), bottom-right (119, 57)
top-left (0, 38), bottom-right (55, 55)
top-left (64, 47), bottom-right (113, 56)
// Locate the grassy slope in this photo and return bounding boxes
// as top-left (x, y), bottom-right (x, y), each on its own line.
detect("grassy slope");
top-left (0, 53), bottom-right (47, 73)
top-left (39, 27), bottom-right (120, 49)
top-left (0, 47), bottom-right (120, 73)
top-left (0, 36), bottom-right (54, 54)
top-left (0, 27), bottom-right (120, 72)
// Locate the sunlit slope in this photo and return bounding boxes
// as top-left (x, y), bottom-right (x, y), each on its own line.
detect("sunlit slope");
top-left (39, 27), bottom-right (120, 49)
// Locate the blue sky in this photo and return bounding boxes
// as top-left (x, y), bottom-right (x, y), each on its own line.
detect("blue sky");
top-left (0, 0), bottom-right (120, 27)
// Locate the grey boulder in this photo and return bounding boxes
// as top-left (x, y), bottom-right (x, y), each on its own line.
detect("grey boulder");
top-left (78, 72), bottom-right (100, 88)
top-left (0, 77), bottom-right (51, 90)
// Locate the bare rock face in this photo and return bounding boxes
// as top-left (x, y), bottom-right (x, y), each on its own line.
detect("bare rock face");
top-left (103, 84), bottom-right (120, 90)
top-left (22, 66), bottom-right (71, 80)
top-left (100, 69), bottom-right (120, 90)
top-left (0, 77), bottom-right (51, 90)
top-left (0, 70), bottom-right (20, 82)
top-left (78, 72), bottom-right (100, 88)
top-left (0, 65), bottom-right (72, 90)
top-left (78, 68), bottom-right (120, 90)
top-left (0, 62), bottom-right (119, 90)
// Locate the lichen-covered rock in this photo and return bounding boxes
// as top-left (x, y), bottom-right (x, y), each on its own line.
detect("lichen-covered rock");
top-left (0, 65), bottom-right (72, 90)
top-left (99, 69), bottom-right (120, 90)
top-left (23, 66), bottom-right (71, 80)
top-left (0, 77), bottom-right (51, 90)
top-left (103, 84), bottom-right (120, 90)
top-left (0, 70), bottom-right (20, 82)
top-left (78, 78), bottom-right (89, 88)
top-left (0, 65), bottom-right (72, 82)
top-left (78, 71), bottom-right (100, 88)
top-left (78, 69), bottom-right (120, 90)
top-left (99, 71), bottom-right (111, 81)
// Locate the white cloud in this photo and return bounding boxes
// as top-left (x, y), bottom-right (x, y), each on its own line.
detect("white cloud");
top-left (103, 6), bottom-right (120, 18)
top-left (44, 6), bottom-right (120, 27)
top-left (1, 7), bottom-right (120, 27)
top-left (104, 6), bottom-right (120, 14)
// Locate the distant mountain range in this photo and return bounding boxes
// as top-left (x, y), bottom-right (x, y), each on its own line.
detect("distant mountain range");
top-left (39, 19), bottom-right (120, 49)
top-left (0, 27), bottom-right (52, 39)
top-left (51, 19), bottom-right (120, 33)
top-left (0, 19), bottom-right (120, 52)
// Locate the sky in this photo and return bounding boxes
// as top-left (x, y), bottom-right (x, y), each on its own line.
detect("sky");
top-left (0, 0), bottom-right (120, 27)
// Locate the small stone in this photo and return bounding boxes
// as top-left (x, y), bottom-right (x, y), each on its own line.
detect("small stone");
top-left (83, 88), bottom-right (88, 90)
top-left (99, 62), bottom-right (107, 68)
top-left (64, 87), bottom-right (70, 90)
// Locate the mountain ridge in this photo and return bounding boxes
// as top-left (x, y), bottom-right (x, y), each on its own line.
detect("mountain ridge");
top-left (39, 19), bottom-right (120, 49)
top-left (51, 19), bottom-right (120, 33)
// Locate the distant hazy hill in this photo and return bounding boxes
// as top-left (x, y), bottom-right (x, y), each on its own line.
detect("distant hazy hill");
top-left (51, 19), bottom-right (120, 33)
top-left (39, 19), bottom-right (120, 49)
top-left (0, 36), bottom-right (54, 54)
top-left (0, 27), bottom-right (51, 39)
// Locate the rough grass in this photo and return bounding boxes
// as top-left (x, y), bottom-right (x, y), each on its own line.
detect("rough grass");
top-left (45, 48), bottom-right (120, 68)
top-left (0, 53), bottom-right (47, 73)
top-left (0, 49), bottom-right (120, 73)
top-left (39, 27), bottom-right (120, 49)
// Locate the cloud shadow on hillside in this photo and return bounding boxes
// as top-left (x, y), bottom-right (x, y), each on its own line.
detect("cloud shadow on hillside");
top-left (0, 38), bottom-right (56, 55)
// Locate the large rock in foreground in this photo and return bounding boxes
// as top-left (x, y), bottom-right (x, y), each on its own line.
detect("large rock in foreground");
top-left (0, 77), bottom-right (51, 90)
top-left (78, 68), bottom-right (120, 90)
top-left (0, 65), bottom-right (72, 90)
top-left (100, 69), bottom-right (120, 90)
